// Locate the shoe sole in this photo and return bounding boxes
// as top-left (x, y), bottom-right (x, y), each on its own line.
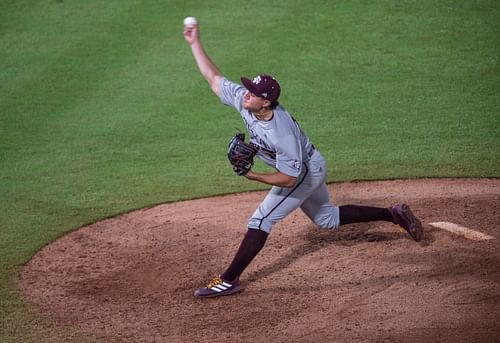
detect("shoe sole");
top-left (401, 204), bottom-right (423, 242)
top-left (194, 286), bottom-right (241, 299)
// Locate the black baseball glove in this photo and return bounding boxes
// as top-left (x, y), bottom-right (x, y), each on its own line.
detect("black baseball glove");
top-left (227, 132), bottom-right (259, 176)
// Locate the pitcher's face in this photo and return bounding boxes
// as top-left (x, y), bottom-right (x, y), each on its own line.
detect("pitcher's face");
top-left (243, 91), bottom-right (270, 111)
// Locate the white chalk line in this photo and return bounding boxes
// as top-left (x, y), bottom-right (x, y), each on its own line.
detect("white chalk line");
top-left (428, 221), bottom-right (495, 241)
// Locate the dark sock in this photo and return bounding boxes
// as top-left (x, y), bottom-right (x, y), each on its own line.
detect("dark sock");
top-left (222, 229), bottom-right (268, 282)
top-left (339, 205), bottom-right (395, 226)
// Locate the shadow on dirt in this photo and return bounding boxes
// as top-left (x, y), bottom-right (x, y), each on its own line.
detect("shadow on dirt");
top-left (245, 222), bottom-right (433, 282)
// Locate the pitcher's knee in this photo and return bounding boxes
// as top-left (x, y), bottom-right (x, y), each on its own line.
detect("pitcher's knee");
top-left (314, 207), bottom-right (340, 230)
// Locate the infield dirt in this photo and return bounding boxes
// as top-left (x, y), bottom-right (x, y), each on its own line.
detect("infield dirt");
top-left (19, 178), bottom-right (500, 342)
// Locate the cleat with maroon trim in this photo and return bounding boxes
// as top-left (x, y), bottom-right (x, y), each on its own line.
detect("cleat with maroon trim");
top-left (389, 203), bottom-right (423, 242)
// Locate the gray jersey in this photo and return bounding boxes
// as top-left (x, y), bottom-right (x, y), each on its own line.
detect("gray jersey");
top-left (219, 78), bottom-right (315, 178)
top-left (219, 77), bottom-right (339, 233)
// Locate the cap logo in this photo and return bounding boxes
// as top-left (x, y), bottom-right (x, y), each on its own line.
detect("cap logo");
top-left (252, 75), bottom-right (262, 85)
top-left (262, 92), bottom-right (267, 98)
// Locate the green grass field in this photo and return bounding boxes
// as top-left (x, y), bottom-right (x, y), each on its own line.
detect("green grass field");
top-left (1, 0), bottom-right (499, 341)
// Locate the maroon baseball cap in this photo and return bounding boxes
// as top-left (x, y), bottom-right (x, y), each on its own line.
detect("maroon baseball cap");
top-left (240, 74), bottom-right (281, 105)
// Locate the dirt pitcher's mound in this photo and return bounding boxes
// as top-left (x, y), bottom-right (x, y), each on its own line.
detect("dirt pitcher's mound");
top-left (19, 179), bottom-right (500, 343)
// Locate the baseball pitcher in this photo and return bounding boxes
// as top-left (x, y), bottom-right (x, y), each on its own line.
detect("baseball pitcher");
top-left (183, 19), bottom-right (423, 298)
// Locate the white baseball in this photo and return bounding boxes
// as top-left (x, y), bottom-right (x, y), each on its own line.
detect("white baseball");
top-left (183, 17), bottom-right (198, 27)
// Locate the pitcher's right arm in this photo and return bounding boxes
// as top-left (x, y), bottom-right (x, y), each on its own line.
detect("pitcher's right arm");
top-left (183, 24), bottom-right (223, 97)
